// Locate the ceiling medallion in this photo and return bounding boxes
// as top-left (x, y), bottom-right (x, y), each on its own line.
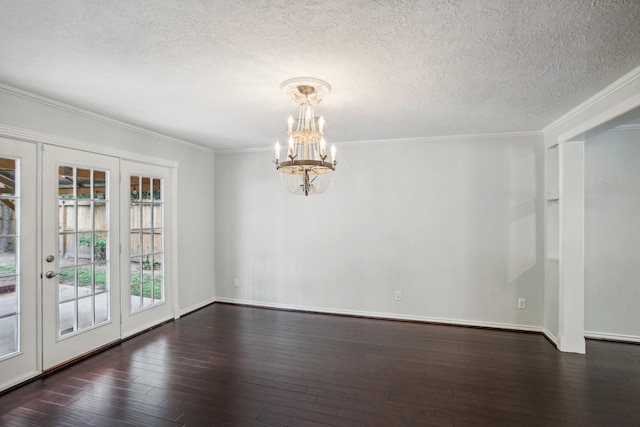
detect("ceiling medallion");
top-left (274, 77), bottom-right (336, 196)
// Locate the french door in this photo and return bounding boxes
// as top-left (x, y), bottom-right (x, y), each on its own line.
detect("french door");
top-left (0, 138), bottom-right (38, 390)
top-left (42, 145), bottom-right (121, 370)
top-left (0, 139), bottom-right (175, 387)
top-left (120, 160), bottom-right (173, 337)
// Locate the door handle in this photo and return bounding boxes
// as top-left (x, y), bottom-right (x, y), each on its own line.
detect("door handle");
top-left (45, 271), bottom-right (58, 279)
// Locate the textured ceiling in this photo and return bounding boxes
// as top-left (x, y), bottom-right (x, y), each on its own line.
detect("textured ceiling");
top-left (0, 0), bottom-right (639, 150)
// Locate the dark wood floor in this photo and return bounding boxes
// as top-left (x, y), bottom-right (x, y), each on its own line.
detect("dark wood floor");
top-left (1, 303), bottom-right (639, 426)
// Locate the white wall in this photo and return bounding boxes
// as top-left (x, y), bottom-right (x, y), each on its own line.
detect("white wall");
top-left (215, 134), bottom-right (545, 329)
top-left (585, 127), bottom-right (640, 340)
top-left (0, 87), bottom-right (216, 313)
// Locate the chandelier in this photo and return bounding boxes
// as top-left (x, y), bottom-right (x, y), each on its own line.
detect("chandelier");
top-left (274, 77), bottom-right (337, 196)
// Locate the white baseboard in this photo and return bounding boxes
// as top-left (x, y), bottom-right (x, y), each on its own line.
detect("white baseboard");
top-left (0, 370), bottom-right (41, 394)
top-left (122, 315), bottom-right (175, 339)
top-left (179, 297), bottom-right (216, 317)
top-left (585, 331), bottom-right (640, 344)
top-left (214, 297), bottom-right (545, 334)
top-left (542, 328), bottom-right (559, 347)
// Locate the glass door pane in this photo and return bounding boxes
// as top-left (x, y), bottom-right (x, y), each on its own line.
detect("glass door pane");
top-left (129, 175), bottom-right (164, 312)
top-left (0, 138), bottom-right (37, 391)
top-left (57, 165), bottom-right (111, 336)
top-left (0, 157), bottom-right (19, 357)
top-left (120, 161), bottom-right (173, 338)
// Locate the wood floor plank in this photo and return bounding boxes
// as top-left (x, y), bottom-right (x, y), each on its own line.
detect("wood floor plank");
top-left (2, 303), bottom-right (640, 426)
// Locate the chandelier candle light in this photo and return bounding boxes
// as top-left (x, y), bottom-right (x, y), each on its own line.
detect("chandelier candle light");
top-left (274, 77), bottom-right (337, 196)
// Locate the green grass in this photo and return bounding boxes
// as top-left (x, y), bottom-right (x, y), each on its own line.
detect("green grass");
top-left (59, 268), bottom-right (107, 286)
top-left (40, 264), bottom-right (162, 298)
top-left (0, 264), bottom-right (16, 275)
top-left (130, 279), bottom-right (163, 299)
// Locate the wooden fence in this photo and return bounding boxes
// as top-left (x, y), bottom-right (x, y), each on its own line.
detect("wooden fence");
top-left (59, 203), bottom-right (162, 260)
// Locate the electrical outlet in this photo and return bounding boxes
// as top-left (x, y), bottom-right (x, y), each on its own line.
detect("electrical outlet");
top-left (517, 298), bottom-right (526, 309)
top-left (233, 278), bottom-right (239, 287)
top-left (395, 290), bottom-right (402, 301)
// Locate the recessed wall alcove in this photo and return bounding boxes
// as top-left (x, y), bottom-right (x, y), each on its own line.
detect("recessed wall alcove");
top-left (546, 100), bottom-right (640, 353)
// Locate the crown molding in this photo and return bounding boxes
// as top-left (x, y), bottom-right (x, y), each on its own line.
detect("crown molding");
top-left (0, 124), bottom-right (178, 168)
top-left (215, 146), bottom-right (275, 154)
top-left (0, 83), bottom-right (214, 153)
top-left (0, 82), bottom-right (547, 155)
top-left (611, 123), bottom-right (640, 131)
top-left (333, 130), bottom-right (543, 146)
top-left (216, 130), bottom-right (543, 154)
top-left (543, 65), bottom-right (640, 135)
top-left (557, 92), bottom-right (640, 143)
